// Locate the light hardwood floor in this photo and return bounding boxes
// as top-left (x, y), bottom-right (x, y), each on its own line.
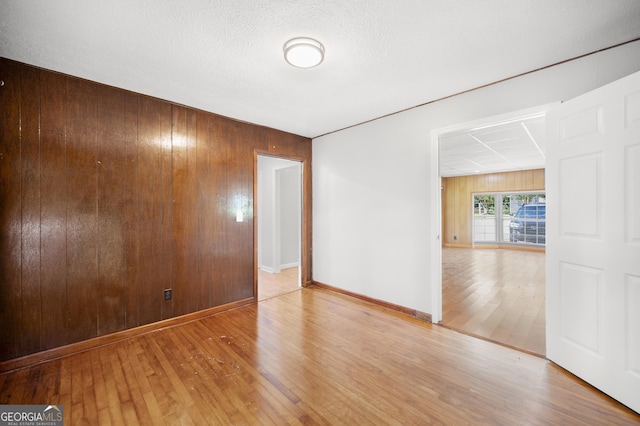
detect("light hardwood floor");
top-left (442, 247), bottom-right (546, 356)
top-left (258, 267), bottom-right (300, 300)
top-left (1, 288), bottom-right (638, 424)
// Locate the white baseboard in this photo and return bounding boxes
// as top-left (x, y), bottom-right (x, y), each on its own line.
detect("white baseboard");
top-left (259, 265), bottom-right (276, 273)
top-left (259, 262), bottom-right (299, 273)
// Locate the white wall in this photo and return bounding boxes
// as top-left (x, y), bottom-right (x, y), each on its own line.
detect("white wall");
top-left (312, 40), bottom-right (640, 315)
top-left (278, 165), bottom-right (301, 267)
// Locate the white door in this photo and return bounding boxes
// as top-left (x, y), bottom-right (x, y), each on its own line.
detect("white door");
top-left (546, 70), bottom-right (640, 413)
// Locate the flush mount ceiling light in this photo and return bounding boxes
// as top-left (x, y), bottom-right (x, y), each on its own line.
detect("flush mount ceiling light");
top-left (283, 37), bottom-right (325, 68)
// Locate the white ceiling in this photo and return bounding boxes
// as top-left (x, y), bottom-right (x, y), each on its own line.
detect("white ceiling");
top-left (439, 115), bottom-right (546, 177)
top-left (1, 0), bottom-right (639, 142)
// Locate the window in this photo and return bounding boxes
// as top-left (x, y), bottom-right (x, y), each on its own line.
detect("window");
top-left (473, 192), bottom-right (546, 246)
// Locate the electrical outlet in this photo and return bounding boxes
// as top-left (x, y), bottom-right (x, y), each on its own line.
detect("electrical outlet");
top-left (164, 289), bottom-right (172, 301)
top-left (453, 235), bottom-right (457, 240)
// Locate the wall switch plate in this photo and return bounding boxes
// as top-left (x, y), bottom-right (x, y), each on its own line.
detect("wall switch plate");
top-left (164, 289), bottom-right (172, 301)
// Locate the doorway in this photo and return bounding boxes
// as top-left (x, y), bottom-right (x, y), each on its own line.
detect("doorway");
top-left (256, 155), bottom-right (302, 300)
top-left (433, 105), bottom-right (553, 356)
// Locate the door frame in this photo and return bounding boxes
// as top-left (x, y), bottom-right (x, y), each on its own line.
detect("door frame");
top-left (254, 150), bottom-right (310, 301)
top-left (429, 103), bottom-right (557, 323)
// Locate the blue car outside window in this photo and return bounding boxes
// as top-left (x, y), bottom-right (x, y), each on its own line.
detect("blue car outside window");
top-left (520, 205), bottom-right (545, 219)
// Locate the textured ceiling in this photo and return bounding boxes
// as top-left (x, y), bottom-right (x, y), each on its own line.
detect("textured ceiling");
top-left (1, 0), bottom-right (640, 139)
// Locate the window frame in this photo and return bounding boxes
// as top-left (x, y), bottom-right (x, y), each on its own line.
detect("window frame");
top-left (472, 191), bottom-right (546, 247)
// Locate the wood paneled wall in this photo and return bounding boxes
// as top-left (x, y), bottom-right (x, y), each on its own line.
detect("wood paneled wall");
top-left (442, 169), bottom-right (545, 247)
top-left (0, 58), bottom-right (312, 362)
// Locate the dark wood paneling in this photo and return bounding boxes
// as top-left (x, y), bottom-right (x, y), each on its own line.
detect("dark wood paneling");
top-left (123, 91), bottom-right (139, 328)
top-left (211, 116), bottom-right (231, 306)
top-left (0, 59), bottom-right (23, 360)
top-left (96, 84), bottom-right (127, 335)
top-left (171, 106), bottom-right (189, 316)
top-left (0, 58), bottom-right (312, 362)
top-left (195, 111), bottom-right (214, 310)
top-left (39, 69), bottom-right (68, 351)
top-left (159, 100), bottom-right (173, 321)
top-left (65, 77), bottom-right (98, 344)
top-left (136, 96), bottom-right (170, 325)
top-left (183, 109), bottom-right (199, 310)
top-left (235, 123), bottom-right (256, 301)
top-left (20, 64), bottom-right (42, 355)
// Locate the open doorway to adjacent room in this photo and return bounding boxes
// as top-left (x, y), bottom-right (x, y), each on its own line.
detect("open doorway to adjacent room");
top-left (256, 155), bottom-right (302, 300)
top-left (436, 106), bottom-right (551, 356)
